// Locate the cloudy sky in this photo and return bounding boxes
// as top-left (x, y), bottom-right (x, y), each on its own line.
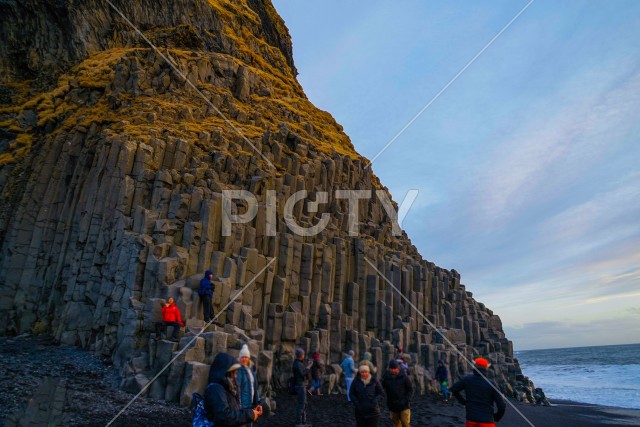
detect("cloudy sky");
top-left (272, 0), bottom-right (640, 350)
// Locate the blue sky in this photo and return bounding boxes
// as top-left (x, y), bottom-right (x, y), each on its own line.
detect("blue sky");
top-left (272, 0), bottom-right (640, 350)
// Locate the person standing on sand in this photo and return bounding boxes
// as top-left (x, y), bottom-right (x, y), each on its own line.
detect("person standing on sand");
top-left (308, 352), bottom-right (324, 395)
top-left (237, 344), bottom-right (261, 426)
top-left (204, 352), bottom-right (262, 426)
top-left (381, 359), bottom-right (413, 427)
top-left (154, 297), bottom-right (184, 341)
top-left (451, 357), bottom-right (506, 427)
top-left (341, 350), bottom-right (356, 402)
top-left (350, 364), bottom-right (384, 427)
top-left (435, 360), bottom-right (451, 402)
top-left (292, 348), bottom-right (313, 426)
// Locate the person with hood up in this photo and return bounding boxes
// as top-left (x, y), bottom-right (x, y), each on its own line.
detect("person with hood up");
top-left (340, 350), bottom-right (356, 401)
top-left (199, 270), bottom-right (215, 323)
top-left (204, 352), bottom-right (262, 426)
top-left (381, 359), bottom-right (413, 427)
top-left (350, 364), bottom-right (384, 427)
top-left (359, 352), bottom-right (377, 375)
top-left (292, 348), bottom-right (313, 426)
top-left (154, 297), bottom-right (184, 341)
top-left (451, 357), bottom-right (506, 427)
top-left (236, 344), bottom-right (261, 425)
top-left (435, 360), bottom-right (451, 402)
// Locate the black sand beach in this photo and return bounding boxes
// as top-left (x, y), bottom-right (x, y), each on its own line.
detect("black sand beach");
top-left (1, 335), bottom-right (638, 427)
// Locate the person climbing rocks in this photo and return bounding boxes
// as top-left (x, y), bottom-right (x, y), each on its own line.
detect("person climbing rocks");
top-left (154, 297), bottom-right (184, 341)
top-left (292, 348), bottom-right (313, 426)
top-left (451, 357), bottom-right (506, 427)
top-left (308, 352), bottom-right (325, 395)
top-left (350, 364), bottom-right (384, 427)
top-left (204, 352), bottom-right (262, 426)
top-left (237, 344), bottom-right (261, 426)
top-left (381, 359), bottom-right (414, 427)
top-left (341, 350), bottom-right (356, 402)
top-left (435, 360), bottom-right (451, 402)
top-left (199, 269), bottom-right (219, 325)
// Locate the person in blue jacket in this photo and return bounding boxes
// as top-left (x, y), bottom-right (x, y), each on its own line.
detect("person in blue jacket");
top-left (236, 344), bottom-right (261, 426)
top-left (204, 352), bottom-right (262, 427)
top-left (199, 270), bottom-right (215, 323)
top-left (341, 350), bottom-right (356, 401)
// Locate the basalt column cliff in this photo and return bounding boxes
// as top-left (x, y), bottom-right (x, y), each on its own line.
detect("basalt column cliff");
top-left (0, 0), bottom-right (525, 405)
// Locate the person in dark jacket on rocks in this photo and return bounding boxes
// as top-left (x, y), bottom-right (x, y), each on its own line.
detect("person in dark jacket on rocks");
top-left (154, 297), bottom-right (184, 341)
top-left (350, 364), bottom-right (384, 427)
top-left (204, 352), bottom-right (262, 427)
top-left (199, 270), bottom-right (215, 322)
top-left (435, 360), bottom-right (451, 402)
top-left (292, 347), bottom-right (313, 426)
top-left (451, 357), bottom-right (506, 427)
top-left (381, 359), bottom-right (413, 427)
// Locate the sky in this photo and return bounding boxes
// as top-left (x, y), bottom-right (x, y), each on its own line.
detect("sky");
top-left (272, 0), bottom-right (640, 350)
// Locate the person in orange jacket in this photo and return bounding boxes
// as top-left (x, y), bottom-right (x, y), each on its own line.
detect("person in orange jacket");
top-left (154, 297), bottom-right (185, 341)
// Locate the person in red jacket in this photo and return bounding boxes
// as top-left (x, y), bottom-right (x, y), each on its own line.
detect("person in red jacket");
top-left (154, 297), bottom-right (185, 341)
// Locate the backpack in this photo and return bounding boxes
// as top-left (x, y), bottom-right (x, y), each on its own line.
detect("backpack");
top-left (287, 376), bottom-right (297, 395)
top-left (192, 391), bottom-right (214, 427)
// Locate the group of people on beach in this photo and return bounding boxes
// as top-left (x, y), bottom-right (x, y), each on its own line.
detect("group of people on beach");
top-left (154, 270), bottom-right (508, 427)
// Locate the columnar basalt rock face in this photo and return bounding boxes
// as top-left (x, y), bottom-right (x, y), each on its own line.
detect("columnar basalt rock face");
top-left (0, 0), bottom-right (525, 406)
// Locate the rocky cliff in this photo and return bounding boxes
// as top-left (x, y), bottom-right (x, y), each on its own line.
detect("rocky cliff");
top-left (0, 0), bottom-right (525, 406)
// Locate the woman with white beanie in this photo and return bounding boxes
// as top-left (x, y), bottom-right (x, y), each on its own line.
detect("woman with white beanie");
top-left (236, 344), bottom-right (261, 425)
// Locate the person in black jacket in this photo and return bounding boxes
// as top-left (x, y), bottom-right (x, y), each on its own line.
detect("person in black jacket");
top-left (204, 352), bottom-right (262, 427)
top-left (350, 364), bottom-right (385, 427)
top-left (292, 348), bottom-right (312, 426)
top-left (381, 359), bottom-right (413, 427)
top-left (435, 360), bottom-right (451, 402)
top-left (451, 357), bottom-right (506, 427)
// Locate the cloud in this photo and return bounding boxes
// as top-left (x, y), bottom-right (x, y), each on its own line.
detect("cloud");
top-left (469, 65), bottom-right (640, 229)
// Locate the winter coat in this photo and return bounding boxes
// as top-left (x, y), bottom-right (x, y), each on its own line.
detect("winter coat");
top-left (435, 365), bottom-right (449, 383)
top-left (161, 303), bottom-right (184, 326)
top-left (340, 356), bottom-right (356, 378)
top-left (199, 270), bottom-right (214, 297)
top-left (381, 370), bottom-right (414, 412)
top-left (451, 368), bottom-right (506, 423)
top-left (204, 353), bottom-right (254, 427)
top-left (311, 358), bottom-right (324, 381)
top-left (349, 375), bottom-right (384, 419)
top-left (292, 358), bottom-right (309, 387)
top-left (237, 363), bottom-right (260, 409)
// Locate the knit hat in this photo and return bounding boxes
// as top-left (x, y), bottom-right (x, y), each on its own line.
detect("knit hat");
top-left (474, 357), bottom-right (491, 369)
top-left (312, 352), bottom-right (320, 360)
top-left (358, 364), bottom-right (370, 373)
top-left (348, 350), bottom-right (355, 357)
top-left (437, 360), bottom-right (444, 365)
top-left (388, 359), bottom-right (399, 369)
top-left (239, 344), bottom-right (250, 358)
top-left (295, 348), bottom-right (305, 358)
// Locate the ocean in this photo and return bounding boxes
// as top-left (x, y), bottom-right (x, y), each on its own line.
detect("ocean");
top-left (515, 343), bottom-right (640, 409)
